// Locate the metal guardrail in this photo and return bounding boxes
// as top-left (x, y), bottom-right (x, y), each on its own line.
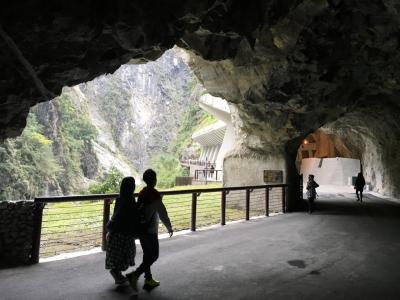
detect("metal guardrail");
top-left (180, 159), bottom-right (209, 166)
top-left (194, 169), bottom-right (222, 181)
top-left (31, 184), bottom-right (288, 263)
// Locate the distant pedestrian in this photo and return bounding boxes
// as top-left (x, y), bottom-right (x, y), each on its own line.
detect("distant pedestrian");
top-left (127, 169), bottom-right (173, 291)
top-left (105, 177), bottom-right (137, 285)
top-left (210, 164), bottom-right (215, 178)
top-left (306, 174), bottom-right (319, 214)
top-left (355, 172), bottom-right (366, 202)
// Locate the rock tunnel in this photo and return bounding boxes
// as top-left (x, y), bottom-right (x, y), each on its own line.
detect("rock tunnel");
top-left (1, 0), bottom-right (400, 210)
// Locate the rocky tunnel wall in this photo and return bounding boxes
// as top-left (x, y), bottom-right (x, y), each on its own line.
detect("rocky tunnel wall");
top-left (323, 104), bottom-right (400, 198)
top-left (184, 0), bottom-right (400, 208)
top-left (1, 0), bottom-right (400, 209)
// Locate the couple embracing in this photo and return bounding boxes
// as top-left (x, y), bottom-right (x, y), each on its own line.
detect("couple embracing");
top-left (105, 169), bottom-right (173, 291)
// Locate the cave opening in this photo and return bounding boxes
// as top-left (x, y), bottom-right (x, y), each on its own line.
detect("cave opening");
top-left (1, 0), bottom-right (399, 204)
top-left (0, 46), bottom-right (227, 200)
top-left (1, 3), bottom-right (400, 294)
top-left (296, 129), bottom-right (361, 194)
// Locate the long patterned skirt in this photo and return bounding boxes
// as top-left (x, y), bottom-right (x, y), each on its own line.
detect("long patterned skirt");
top-left (105, 232), bottom-right (136, 271)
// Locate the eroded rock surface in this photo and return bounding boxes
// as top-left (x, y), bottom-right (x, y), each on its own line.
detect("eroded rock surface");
top-left (1, 0), bottom-right (400, 203)
top-left (185, 0), bottom-right (400, 200)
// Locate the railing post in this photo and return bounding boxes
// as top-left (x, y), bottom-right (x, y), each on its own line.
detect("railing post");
top-left (102, 198), bottom-right (111, 251)
top-left (265, 187), bottom-right (269, 217)
top-left (246, 189), bottom-right (250, 221)
top-left (221, 190), bottom-right (226, 225)
top-left (30, 202), bottom-right (44, 264)
top-left (191, 193), bottom-right (197, 231)
top-left (282, 186), bottom-right (286, 213)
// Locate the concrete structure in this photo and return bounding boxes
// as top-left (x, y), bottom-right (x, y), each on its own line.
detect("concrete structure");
top-left (193, 120), bottom-right (226, 164)
top-left (189, 94), bottom-right (236, 181)
top-left (300, 157), bottom-right (361, 187)
top-left (2, 193), bottom-right (400, 299)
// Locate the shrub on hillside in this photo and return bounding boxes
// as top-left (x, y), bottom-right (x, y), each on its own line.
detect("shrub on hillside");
top-left (88, 167), bottom-right (124, 194)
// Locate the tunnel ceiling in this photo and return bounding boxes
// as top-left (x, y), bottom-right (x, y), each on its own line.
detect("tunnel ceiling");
top-left (1, 0), bottom-right (400, 153)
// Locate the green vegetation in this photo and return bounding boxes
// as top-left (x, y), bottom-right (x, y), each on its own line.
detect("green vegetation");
top-left (57, 94), bottom-right (97, 144)
top-left (150, 154), bottom-right (186, 188)
top-left (54, 94), bottom-right (97, 194)
top-left (0, 92), bottom-right (98, 200)
top-left (171, 102), bottom-right (216, 158)
top-left (88, 167), bottom-right (124, 194)
top-left (40, 201), bottom-right (104, 257)
top-left (0, 115), bottom-right (61, 200)
top-left (163, 183), bottom-right (222, 191)
top-left (194, 112), bottom-right (218, 131)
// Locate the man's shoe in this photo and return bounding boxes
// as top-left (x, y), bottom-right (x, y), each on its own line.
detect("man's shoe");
top-left (126, 272), bottom-right (139, 291)
top-left (144, 278), bottom-right (160, 288)
top-left (110, 270), bottom-right (127, 285)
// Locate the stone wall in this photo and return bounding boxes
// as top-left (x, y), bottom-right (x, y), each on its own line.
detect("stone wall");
top-left (223, 154), bottom-right (287, 210)
top-left (0, 201), bottom-right (42, 268)
top-left (224, 156), bottom-right (287, 188)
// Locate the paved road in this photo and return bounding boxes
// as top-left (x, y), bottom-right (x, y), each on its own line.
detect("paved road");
top-left (1, 193), bottom-right (400, 300)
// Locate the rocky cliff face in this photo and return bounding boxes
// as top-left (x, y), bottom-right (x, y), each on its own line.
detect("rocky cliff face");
top-left (2, 49), bottom-right (200, 196)
top-left (1, 1), bottom-right (400, 203)
top-left (76, 48), bottom-right (200, 174)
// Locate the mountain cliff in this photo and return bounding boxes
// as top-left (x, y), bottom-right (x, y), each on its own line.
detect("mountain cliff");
top-left (0, 49), bottom-right (203, 199)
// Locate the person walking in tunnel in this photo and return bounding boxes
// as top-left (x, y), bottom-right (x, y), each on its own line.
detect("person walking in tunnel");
top-left (127, 169), bottom-right (173, 291)
top-left (355, 172), bottom-right (366, 202)
top-left (105, 176), bottom-right (137, 285)
top-left (306, 174), bottom-right (319, 214)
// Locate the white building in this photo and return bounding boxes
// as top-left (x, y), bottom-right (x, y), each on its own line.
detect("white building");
top-left (187, 94), bottom-right (236, 181)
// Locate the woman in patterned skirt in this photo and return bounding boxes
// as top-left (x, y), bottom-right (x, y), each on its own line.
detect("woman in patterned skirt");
top-left (105, 176), bottom-right (137, 284)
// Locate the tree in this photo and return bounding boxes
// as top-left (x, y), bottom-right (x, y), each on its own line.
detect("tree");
top-left (150, 154), bottom-right (184, 188)
top-left (88, 167), bottom-right (124, 194)
top-left (56, 93), bottom-right (97, 193)
top-left (0, 115), bottom-right (61, 200)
